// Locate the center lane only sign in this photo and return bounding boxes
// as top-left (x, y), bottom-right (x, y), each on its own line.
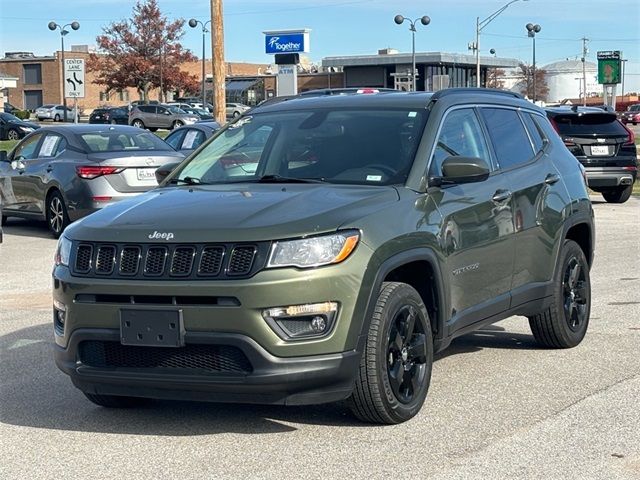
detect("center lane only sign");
top-left (64, 58), bottom-right (85, 98)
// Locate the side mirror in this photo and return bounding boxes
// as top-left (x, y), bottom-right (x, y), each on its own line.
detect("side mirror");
top-left (155, 161), bottom-right (181, 184)
top-left (429, 156), bottom-right (490, 187)
top-left (0, 150), bottom-right (7, 162)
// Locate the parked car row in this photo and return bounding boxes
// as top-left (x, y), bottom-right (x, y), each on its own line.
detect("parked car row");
top-left (35, 104), bottom-right (78, 122)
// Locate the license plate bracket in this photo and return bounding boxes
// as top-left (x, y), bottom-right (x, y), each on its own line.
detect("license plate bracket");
top-left (590, 145), bottom-right (609, 156)
top-left (137, 168), bottom-right (157, 181)
top-left (120, 309), bottom-right (184, 347)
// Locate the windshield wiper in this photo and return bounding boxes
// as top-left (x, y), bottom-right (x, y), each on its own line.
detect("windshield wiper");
top-left (169, 176), bottom-right (208, 185)
top-left (255, 174), bottom-right (327, 184)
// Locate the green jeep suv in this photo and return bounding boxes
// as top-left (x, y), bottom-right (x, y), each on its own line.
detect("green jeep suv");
top-left (53, 89), bottom-right (594, 424)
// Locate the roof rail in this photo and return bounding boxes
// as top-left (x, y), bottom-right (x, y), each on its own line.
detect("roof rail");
top-left (430, 88), bottom-right (524, 101)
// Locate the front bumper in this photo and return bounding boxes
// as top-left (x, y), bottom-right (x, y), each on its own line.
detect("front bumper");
top-left (54, 328), bottom-right (361, 405)
top-left (585, 167), bottom-right (636, 188)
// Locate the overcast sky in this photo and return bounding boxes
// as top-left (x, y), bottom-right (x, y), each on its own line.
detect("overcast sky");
top-left (1, 0), bottom-right (638, 91)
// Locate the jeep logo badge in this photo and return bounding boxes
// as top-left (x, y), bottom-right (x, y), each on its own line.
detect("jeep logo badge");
top-left (148, 231), bottom-right (174, 240)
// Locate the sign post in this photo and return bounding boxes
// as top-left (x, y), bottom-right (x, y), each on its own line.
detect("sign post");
top-left (64, 58), bottom-right (85, 123)
top-left (597, 51), bottom-right (621, 111)
top-left (263, 29), bottom-right (310, 97)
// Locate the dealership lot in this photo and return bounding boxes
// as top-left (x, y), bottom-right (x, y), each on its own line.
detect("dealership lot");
top-left (1, 197), bottom-right (639, 479)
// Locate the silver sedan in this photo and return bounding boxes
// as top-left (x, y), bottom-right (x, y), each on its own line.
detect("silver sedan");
top-left (0, 125), bottom-right (184, 237)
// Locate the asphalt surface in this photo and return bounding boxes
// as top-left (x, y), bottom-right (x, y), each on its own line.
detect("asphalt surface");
top-left (1, 196), bottom-right (639, 479)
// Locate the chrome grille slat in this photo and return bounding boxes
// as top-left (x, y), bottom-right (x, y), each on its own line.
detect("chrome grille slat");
top-left (228, 246), bottom-right (256, 275)
top-left (74, 244), bottom-right (93, 273)
top-left (144, 247), bottom-right (168, 276)
top-left (119, 246), bottom-right (141, 275)
top-left (199, 246), bottom-right (224, 276)
top-left (170, 246), bottom-right (196, 276)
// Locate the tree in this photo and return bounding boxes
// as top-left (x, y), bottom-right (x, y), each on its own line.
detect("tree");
top-left (486, 68), bottom-right (506, 89)
top-left (87, 0), bottom-right (198, 101)
top-left (515, 62), bottom-right (549, 101)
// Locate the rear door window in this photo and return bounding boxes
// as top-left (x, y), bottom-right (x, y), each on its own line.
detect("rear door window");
top-left (480, 108), bottom-right (535, 170)
top-left (38, 134), bottom-right (67, 157)
top-left (551, 113), bottom-right (627, 136)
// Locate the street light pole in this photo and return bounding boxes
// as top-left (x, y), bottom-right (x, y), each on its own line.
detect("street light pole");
top-left (394, 15), bottom-right (431, 91)
top-left (473, 0), bottom-right (527, 88)
top-left (188, 18), bottom-right (211, 108)
top-left (48, 21), bottom-right (80, 122)
top-left (526, 23), bottom-right (541, 102)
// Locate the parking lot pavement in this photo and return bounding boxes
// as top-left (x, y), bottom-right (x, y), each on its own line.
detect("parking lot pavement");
top-left (1, 198), bottom-right (639, 480)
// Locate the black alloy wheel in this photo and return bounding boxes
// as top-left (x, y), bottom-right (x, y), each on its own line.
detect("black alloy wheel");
top-left (563, 256), bottom-right (588, 332)
top-left (386, 305), bottom-right (428, 404)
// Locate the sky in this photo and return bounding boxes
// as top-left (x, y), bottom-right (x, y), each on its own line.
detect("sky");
top-left (1, 0), bottom-right (639, 91)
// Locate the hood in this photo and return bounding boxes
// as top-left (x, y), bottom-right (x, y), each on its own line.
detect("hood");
top-left (8, 119), bottom-right (39, 130)
top-left (66, 184), bottom-right (399, 243)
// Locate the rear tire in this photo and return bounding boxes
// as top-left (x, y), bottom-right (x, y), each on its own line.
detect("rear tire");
top-left (54, 114), bottom-right (61, 122)
top-left (528, 240), bottom-right (590, 348)
top-left (84, 392), bottom-right (150, 408)
top-left (46, 190), bottom-right (69, 239)
top-left (348, 282), bottom-right (433, 424)
top-left (602, 185), bottom-right (633, 204)
top-left (110, 119), bottom-right (117, 125)
top-left (1, 214), bottom-right (7, 226)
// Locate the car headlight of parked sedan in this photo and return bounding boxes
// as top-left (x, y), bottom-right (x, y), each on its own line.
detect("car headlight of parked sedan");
top-left (267, 231), bottom-right (360, 268)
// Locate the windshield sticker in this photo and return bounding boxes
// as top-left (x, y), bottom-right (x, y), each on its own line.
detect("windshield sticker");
top-left (366, 175), bottom-right (382, 182)
top-left (408, 111), bottom-right (417, 118)
top-left (40, 136), bottom-right (59, 157)
top-left (228, 116), bottom-right (252, 129)
top-left (183, 130), bottom-right (199, 149)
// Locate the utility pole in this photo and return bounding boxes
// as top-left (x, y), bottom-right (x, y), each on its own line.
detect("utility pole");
top-left (210, 0), bottom-right (226, 124)
top-left (621, 57), bottom-right (627, 99)
top-left (581, 37), bottom-right (589, 107)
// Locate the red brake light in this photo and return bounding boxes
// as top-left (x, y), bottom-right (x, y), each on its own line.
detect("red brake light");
top-left (356, 88), bottom-right (379, 94)
top-left (76, 166), bottom-right (123, 179)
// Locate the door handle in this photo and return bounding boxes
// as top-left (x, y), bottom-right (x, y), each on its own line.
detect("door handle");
top-left (492, 190), bottom-right (512, 203)
top-left (545, 173), bottom-right (560, 185)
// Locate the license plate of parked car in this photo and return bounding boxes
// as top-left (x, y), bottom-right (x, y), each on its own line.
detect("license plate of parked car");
top-left (591, 146), bottom-right (609, 156)
top-left (136, 168), bottom-right (157, 181)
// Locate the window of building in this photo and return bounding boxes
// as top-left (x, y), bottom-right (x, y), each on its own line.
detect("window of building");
top-left (99, 91), bottom-right (110, 102)
top-left (23, 64), bottom-right (42, 85)
top-left (118, 90), bottom-right (129, 102)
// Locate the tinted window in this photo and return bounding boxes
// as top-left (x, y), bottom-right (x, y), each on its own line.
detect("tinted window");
top-left (430, 108), bottom-right (491, 176)
top-left (80, 132), bottom-right (173, 152)
top-left (23, 64), bottom-right (42, 84)
top-left (551, 113), bottom-right (628, 136)
top-left (481, 108), bottom-right (534, 170)
top-left (165, 130), bottom-right (186, 150)
top-left (138, 106), bottom-right (155, 114)
top-left (176, 108), bottom-right (427, 185)
top-left (13, 134), bottom-right (42, 160)
top-left (521, 112), bottom-right (545, 153)
top-left (168, 106), bottom-right (186, 114)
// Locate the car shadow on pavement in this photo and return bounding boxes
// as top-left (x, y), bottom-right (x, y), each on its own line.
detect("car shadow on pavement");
top-left (435, 324), bottom-right (539, 361)
top-left (2, 218), bottom-right (54, 239)
top-left (1, 322), bottom-right (539, 435)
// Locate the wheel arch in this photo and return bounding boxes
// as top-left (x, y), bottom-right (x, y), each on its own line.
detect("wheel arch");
top-left (564, 219), bottom-right (594, 268)
top-left (359, 248), bottom-right (448, 349)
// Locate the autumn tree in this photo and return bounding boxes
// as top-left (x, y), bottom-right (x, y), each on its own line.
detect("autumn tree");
top-left (486, 68), bottom-right (506, 89)
top-left (515, 62), bottom-right (549, 101)
top-left (87, 0), bottom-right (199, 101)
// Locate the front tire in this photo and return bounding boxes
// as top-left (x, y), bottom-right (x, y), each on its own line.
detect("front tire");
top-left (528, 240), bottom-right (590, 348)
top-left (349, 282), bottom-right (433, 424)
top-left (54, 114), bottom-right (61, 122)
top-left (7, 128), bottom-right (20, 140)
top-left (131, 119), bottom-right (145, 129)
top-left (46, 190), bottom-right (69, 238)
top-left (172, 120), bottom-right (184, 129)
top-left (84, 392), bottom-right (150, 408)
top-left (602, 185), bottom-right (633, 204)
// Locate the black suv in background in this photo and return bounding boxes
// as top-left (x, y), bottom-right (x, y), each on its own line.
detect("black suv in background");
top-left (89, 106), bottom-right (130, 125)
top-left (546, 106), bottom-right (637, 203)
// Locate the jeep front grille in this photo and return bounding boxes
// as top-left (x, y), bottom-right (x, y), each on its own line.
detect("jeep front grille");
top-left (70, 242), bottom-right (264, 280)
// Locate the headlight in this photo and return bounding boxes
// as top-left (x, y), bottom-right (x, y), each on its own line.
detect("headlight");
top-left (54, 236), bottom-right (72, 266)
top-left (267, 231), bottom-right (359, 268)
top-left (20, 126), bottom-right (34, 132)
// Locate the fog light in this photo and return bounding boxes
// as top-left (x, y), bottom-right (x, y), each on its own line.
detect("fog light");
top-left (53, 300), bottom-right (66, 334)
top-left (263, 302), bottom-right (338, 340)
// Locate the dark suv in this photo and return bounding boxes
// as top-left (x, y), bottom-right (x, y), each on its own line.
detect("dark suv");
top-left (53, 89), bottom-right (594, 424)
top-left (546, 106), bottom-right (637, 203)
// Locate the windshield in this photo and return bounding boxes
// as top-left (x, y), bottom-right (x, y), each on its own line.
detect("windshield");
top-left (554, 113), bottom-right (627, 136)
top-left (171, 108), bottom-right (426, 186)
top-left (80, 131), bottom-right (174, 152)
